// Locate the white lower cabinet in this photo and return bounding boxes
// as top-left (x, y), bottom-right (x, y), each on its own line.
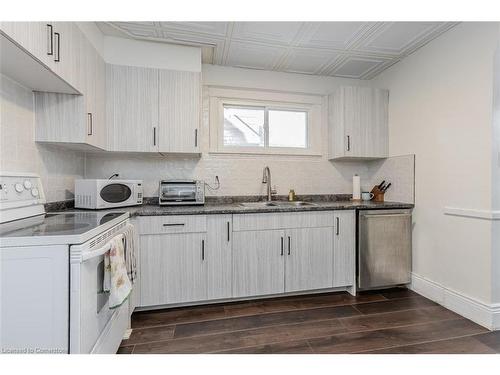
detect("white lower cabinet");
top-left (333, 211), bottom-right (356, 287)
top-left (140, 233), bottom-right (207, 306)
top-left (138, 211), bottom-right (355, 308)
top-left (206, 215), bottom-right (233, 300)
top-left (138, 215), bottom-right (232, 307)
top-left (232, 226), bottom-right (336, 298)
top-left (285, 227), bottom-right (334, 293)
top-left (232, 230), bottom-right (285, 298)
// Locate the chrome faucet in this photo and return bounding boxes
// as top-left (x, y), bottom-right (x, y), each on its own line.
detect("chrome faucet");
top-left (262, 166), bottom-right (277, 202)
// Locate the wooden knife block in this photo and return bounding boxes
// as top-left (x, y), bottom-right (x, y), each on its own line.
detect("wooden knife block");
top-left (371, 186), bottom-right (385, 202)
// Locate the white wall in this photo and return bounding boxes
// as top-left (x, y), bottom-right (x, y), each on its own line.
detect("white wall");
top-left (492, 26), bottom-right (500, 305)
top-left (373, 22), bottom-right (499, 306)
top-left (103, 36), bottom-right (201, 72)
top-left (0, 74), bottom-right (85, 202)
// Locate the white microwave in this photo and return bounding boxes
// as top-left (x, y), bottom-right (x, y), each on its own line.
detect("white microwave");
top-left (75, 179), bottom-right (143, 209)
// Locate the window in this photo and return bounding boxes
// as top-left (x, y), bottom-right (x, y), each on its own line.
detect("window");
top-left (223, 106), bottom-right (265, 147)
top-left (223, 105), bottom-right (308, 150)
top-left (209, 87), bottom-right (323, 156)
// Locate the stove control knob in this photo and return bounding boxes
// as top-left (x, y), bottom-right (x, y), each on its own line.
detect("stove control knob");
top-left (31, 188), bottom-right (39, 197)
top-left (24, 180), bottom-right (32, 189)
top-left (14, 183), bottom-right (24, 193)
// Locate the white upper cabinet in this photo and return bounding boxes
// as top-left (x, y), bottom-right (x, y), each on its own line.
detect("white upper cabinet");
top-left (0, 22), bottom-right (54, 68)
top-left (34, 26), bottom-right (107, 150)
top-left (106, 64), bottom-right (159, 152)
top-left (328, 86), bottom-right (389, 160)
top-left (106, 64), bottom-right (201, 154)
top-left (0, 22), bottom-right (83, 93)
top-left (158, 70), bottom-right (201, 153)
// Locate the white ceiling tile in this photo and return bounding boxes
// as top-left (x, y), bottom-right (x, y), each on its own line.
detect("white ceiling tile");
top-left (330, 56), bottom-right (389, 79)
top-left (355, 22), bottom-right (443, 56)
top-left (282, 48), bottom-right (341, 74)
top-left (112, 24), bottom-right (160, 38)
top-left (232, 22), bottom-right (303, 45)
top-left (226, 41), bottom-right (287, 70)
top-left (158, 22), bottom-right (228, 37)
top-left (100, 21), bottom-right (457, 79)
top-left (298, 22), bottom-right (375, 49)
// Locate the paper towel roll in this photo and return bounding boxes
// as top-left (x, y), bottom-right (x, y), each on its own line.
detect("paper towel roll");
top-left (352, 175), bottom-right (361, 201)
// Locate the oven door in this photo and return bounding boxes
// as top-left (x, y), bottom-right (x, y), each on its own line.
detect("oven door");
top-left (98, 182), bottom-right (134, 207)
top-left (160, 182), bottom-right (197, 203)
top-left (70, 234), bottom-right (129, 353)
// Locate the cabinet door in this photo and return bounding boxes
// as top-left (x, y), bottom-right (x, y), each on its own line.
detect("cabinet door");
top-left (333, 211), bottom-right (356, 287)
top-left (140, 233), bottom-right (207, 307)
top-left (84, 44), bottom-right (106, 149)
top-left (342, 86), bottom-right (364, 157)
top-left (285, 227), bottom-right (334, 293)
top-left (106, 64), bottom-right (159, 152)
top-left (329, 87), bottom-right (388, 159)
top-left (0, 22), bottom-right (53, 68)
top-left (93, 55), bottom-right (107, 149)
top-left (50, 22), bottom-right (75, 85)
top-left (34, 92), bottom-right (86, 143)
top-left (158, 70), bottom-right (200, 153)
top-left (206, 215), bottom-right (232, 300)
top-left (232, 230), bottom-right (285, 298)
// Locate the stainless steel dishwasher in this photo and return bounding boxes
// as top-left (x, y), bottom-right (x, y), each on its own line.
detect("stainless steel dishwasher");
top-left (358, 209), bottom-right (412, 290)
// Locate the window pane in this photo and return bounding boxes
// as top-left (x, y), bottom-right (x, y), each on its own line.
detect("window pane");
top-left (223, 106), bottom-right (265, 147)
top-left (268, 110), bottom-right (307, 148)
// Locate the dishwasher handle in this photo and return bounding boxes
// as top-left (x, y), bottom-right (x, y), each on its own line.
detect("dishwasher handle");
top-left (361, 213), bottom-right (412, 219)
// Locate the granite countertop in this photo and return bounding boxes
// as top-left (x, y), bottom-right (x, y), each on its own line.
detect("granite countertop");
top-left (121, 200), bottom-right (414, 217)
top-left (46, 195), bottom-right (414, 216)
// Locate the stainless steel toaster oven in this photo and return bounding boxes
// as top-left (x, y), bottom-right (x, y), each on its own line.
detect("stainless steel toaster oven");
top-left (159, 180), bottom-right (205, 205)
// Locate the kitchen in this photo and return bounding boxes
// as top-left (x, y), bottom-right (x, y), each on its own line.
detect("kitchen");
top-left (1, 1), bottom-right (500, 371)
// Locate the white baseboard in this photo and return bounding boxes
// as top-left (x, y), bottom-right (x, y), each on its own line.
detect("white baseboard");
top-left (410, 273), bottom-right (500, 330)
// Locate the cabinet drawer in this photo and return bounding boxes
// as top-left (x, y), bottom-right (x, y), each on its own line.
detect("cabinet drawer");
top-left (233, 211), bottom-right (334, 232)
top-left (138, 215), bottom-right (207, 234)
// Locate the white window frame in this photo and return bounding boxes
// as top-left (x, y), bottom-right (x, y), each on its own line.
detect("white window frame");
top-left (208, 86), bottom-right (324, 156)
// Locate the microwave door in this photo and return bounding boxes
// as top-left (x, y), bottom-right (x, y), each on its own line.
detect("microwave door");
top-left (100, 183), bottom-right (132, 204)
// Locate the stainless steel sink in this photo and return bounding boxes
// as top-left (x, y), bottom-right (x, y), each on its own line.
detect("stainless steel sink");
top-left (239, 201), bottom-right (316, 208)
top-left (238, 202), bottom-right (279, 208)
top-left (274, 201), bottom-right (317, 207)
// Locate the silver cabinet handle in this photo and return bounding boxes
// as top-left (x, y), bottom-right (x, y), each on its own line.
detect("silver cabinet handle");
top-left (347, 135), bottom-right (351, 151)
top-left (46, 24), bottom-right (53, 56)
top-left (280, 236), bottom-right (284, 256)
top-left (194, 129), bottom-right (198, 147)
top-left (336, 217), bottom-right (340, 236)
top-left (153, 127), bottom-right (157, 146)
top-left (201, 239), bottom-right (205, 261)
top-left (287, 236), bottom-right (291, 255)
top-left (162, 223), bottom-right (185, 227)
top-left (87, 113), bottom-right (93, 136)
top-left (227, 221), bottom-right (230, 242)
top-left (54, 32), bottom-right (60, 62)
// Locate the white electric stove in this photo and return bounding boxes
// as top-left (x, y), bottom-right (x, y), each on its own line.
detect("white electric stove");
top-left (0, 172), bottom-right (131, 354)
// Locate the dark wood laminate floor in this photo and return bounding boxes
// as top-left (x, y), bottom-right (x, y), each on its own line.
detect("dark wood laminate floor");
top-left (118, 288), bottom-right (499, 354)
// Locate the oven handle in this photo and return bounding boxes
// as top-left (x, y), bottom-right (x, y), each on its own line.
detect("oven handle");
top-left (81, 242), bottom-right (112, 262)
